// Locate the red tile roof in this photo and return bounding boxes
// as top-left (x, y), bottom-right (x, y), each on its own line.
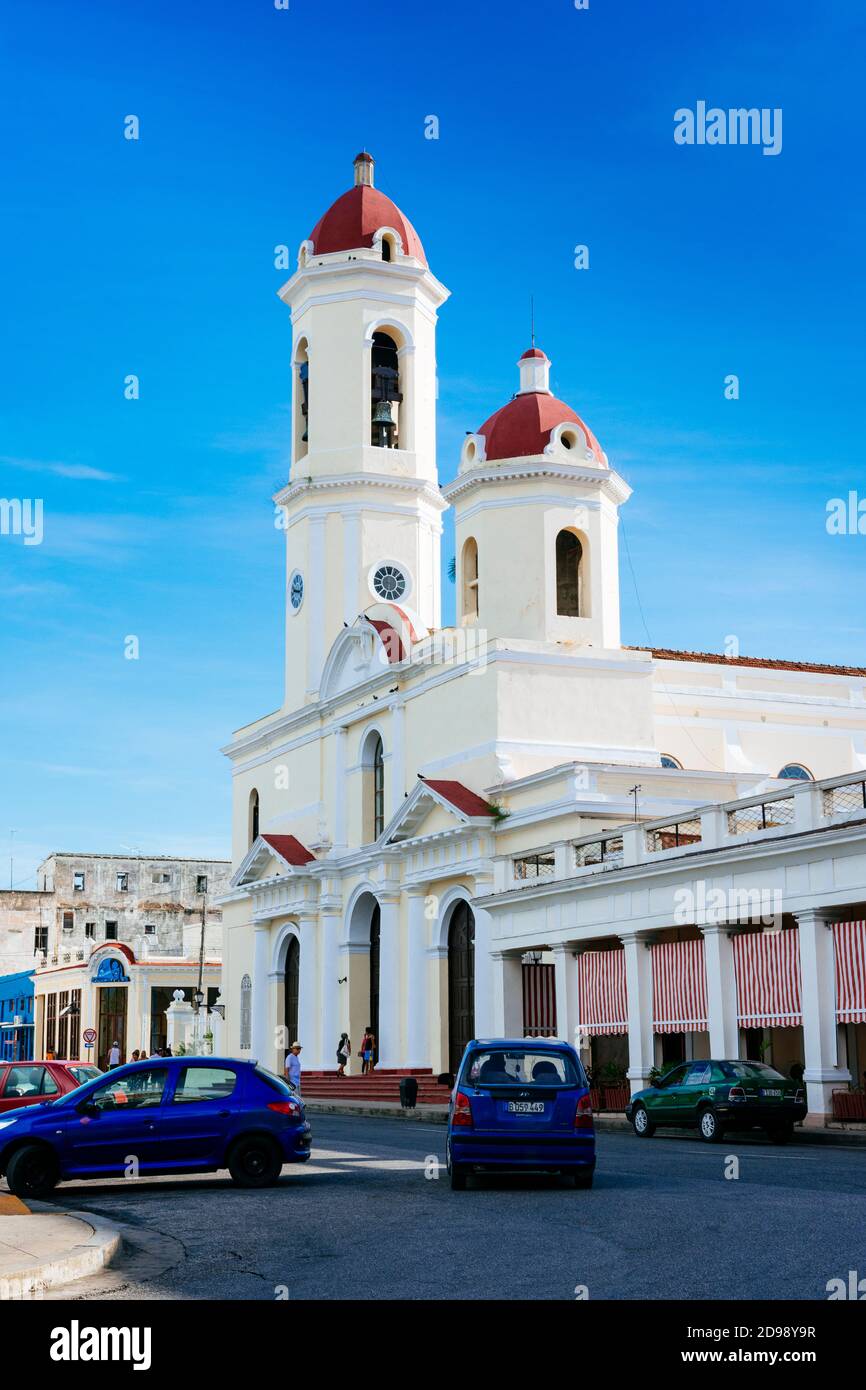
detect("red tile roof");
top-left (261, 834), bottom-right (315, 867)
top-left (632, 647), bottom-right (866, 677)
top-left (478, 390), bottom-right (605, 464)
top-left (422, 778), bottom-right (495, 818)
top-left (309, 184), bottom-right (426, 264)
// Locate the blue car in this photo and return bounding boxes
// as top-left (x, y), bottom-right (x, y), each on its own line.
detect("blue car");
top-left (446, 1038), bottom-right (595, 1190)
top-left (0, 1056), bottom-right (311, 1199)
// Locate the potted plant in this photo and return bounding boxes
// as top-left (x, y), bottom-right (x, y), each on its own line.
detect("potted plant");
top-left (600, 1061), bottom-right (630, 1112)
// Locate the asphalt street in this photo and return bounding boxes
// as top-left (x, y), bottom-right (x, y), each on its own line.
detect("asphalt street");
top-left (22, 1115), bottom-right (866, 1301)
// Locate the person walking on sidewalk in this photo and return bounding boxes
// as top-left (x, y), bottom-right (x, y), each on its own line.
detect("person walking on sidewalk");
top-left (285, 1040), bottom-right (303, 1094)
top-left (337, 1033), bottom-right (350, 1075)
top-left (108, 1041), bottom-right (121, 1069)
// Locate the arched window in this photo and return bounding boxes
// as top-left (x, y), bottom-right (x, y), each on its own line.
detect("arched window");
top-left (249, 789), bottom-right (260, 847)
top-left (240, 974), bottom-right (252, 1051)
top-left (556, 529), bottom-right (583, 617)
top-left (372, 735), bottom-right (385, 838)
top-left (361, 731), bottom-right (386, 842)
top-left (778, 763), bottom-right (812, 780)
top-left (294, 338), bottom-right (309, 462)
top-left (381, 237), bottom-right (392, 262)
top-left (660, 754), bottom-right (682, 770)
top-left (462, 537), bottom-right (479, 619)
top-left (371, 332), bottom-right (402, 448)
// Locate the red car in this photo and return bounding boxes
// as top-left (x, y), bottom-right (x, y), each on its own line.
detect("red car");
top-left (0, 1060), bottom-right (103, 1112)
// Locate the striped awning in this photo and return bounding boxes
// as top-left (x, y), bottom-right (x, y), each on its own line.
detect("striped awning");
top-left (522, 963), bottom-right (557, 1038)
top-left (733, 929), bottom-right (802, 1028)
top-left (833, 920), bottom-right (866, 1023)
top-left (651, 939), bottom-right (708, 1033)
top-left (577, 949), bottom-right (628, 1036)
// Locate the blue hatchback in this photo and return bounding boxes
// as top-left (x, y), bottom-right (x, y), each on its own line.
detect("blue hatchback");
top-left (446, 1038), bottom-right (595, 1190)
top-left (0, 1056), bottom-right (311, 1199)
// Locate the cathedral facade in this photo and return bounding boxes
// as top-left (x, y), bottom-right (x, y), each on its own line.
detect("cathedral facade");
top-left (220, 155), bottom-right (866, 1118)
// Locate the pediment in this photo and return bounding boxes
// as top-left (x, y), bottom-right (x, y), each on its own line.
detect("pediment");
top-left (230, 834), bottom-right (314, 889)
top-left (382, 777), bottom-right (495, 845)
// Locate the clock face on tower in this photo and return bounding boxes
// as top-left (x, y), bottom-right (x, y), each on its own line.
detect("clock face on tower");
top-left (289, 570), bottom-right (305, 612)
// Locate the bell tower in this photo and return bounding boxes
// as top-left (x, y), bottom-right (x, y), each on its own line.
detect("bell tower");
top-left (274, 154), bottom-right (450, 709)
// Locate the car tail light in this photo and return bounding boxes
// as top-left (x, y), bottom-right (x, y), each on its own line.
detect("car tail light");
top-left (729, 1086), bottom-right (746, 1103)
top-left (452, 1091), bottom-right (473, 1128)
top-left (574, 1093), bottom-right (593, 1131)
top-left (268, 1100), bottom-right (301, 1118)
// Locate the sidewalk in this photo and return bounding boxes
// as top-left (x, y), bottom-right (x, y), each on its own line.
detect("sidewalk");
top-left (303, 1097), bottom-right (866, 1144)
top-left (0, 1199), bottom-right (121, 1300)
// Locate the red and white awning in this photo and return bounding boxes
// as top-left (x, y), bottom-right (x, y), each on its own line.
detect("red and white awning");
top-left (733, 929), bottom-right (802, 1028)
top-left (577, 949), bottom-right (628, 1036)
top-left (832, 920), bottom-right (866, 1023)
top-left (522, 963), bottom-right (557, 1038)
top-left (651, 939), bottom-right (708, 1033)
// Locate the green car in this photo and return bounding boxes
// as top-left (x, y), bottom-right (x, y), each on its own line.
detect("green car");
top-left (626, 1059), bottom-right (807, 1144)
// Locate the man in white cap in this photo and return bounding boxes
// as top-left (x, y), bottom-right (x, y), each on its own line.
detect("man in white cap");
top-left (285, 1041), bottom-right (302, 1094)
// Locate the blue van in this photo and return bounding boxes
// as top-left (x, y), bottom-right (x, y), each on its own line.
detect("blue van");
top-left (0, 1056), bottom-right (311, 1198)
top-left (446, 1038), bottom-right (595, 1190)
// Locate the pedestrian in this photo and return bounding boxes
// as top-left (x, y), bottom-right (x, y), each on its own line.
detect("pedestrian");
top-left (285, 1040), bottom-right (302, 1094)
top-left (359, 1026), bottom-right (371, 1075)
top-left (362, 1029), bottom-right (376, 1074)
top-left (337, 1032), bottom-right (350, 1075)
top-left (108, 1040), bottom-right (121, 1069)
top-left (131, 1049), bottom-right (141, 1063)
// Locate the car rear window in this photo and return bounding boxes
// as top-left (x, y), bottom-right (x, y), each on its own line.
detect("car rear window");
top-left (254, 1065), bottom-right (292, 1096)
top-left (67, 1066), bottom-right (102, 1085)
top-left (716, 1061), bottom-right (786, 1082)
top-left (461, 1048), bottom-right (583, 1088)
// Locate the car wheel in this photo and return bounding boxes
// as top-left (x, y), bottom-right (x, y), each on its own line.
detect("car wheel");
top-left (569, 1168), bottom-right (594, 1189)
top-left (767, 1123), bottom-right (793, 1145)
top-left (631, 1104), bottom-right (656, 1138)
top-left (698, 1106), bottom-right (724, 1143)
top-left (228, 1136), bottom-right (283, 1188)
top-left (446, 1139), bottom-right (468, 1191)
top-left (6, 1144), bottom-right (59, 1199)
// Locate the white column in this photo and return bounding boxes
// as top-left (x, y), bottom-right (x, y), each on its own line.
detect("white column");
top-left (251, 923), bottom-right (271, 1063)
top-left (319, 906), bottom-right (341, 1070)
top-left (333, 726), bottom-right (348, 850)
top-left (491, 951), bottom-right (524, 1036)
top-left (796, 909), bottom-right (851, 1120)
top-left (376, 895), bottom-right (402, 1068)
top-left (620, 931), bottom-right (655, 1093)
top-left (472, 901), bottom-right (495, 1038)
top-left (297, 914), bottom-right (322, 1069)
top-left (406, 891), bottom-right (429, 1067)
top-left (701, 925), bottom-right (739, 1058)
top-left (550, 944), bottom-right (578, 1048)
top-left (306, 514), bottom-right (326, 697)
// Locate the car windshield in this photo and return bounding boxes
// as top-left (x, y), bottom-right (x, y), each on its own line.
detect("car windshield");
top-left (66, 1065), bottom-right (102, 1085)
top-left (718, 1061), bottom-right (786, 1082)
top-left (461, 1048), bottom-right (581, 1088)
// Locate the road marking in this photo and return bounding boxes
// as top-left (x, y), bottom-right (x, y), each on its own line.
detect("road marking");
top-left (308, 1149), bottom-right (372, 1160)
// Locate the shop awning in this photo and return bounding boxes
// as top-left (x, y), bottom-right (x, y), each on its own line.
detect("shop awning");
top-left (733, 928), bottom-right (802, 1028)
top-left (832, 920), bottom-right (866, 1023)
top-left (577, 949), bottom-right (628, 1036)
top-left (651, 939), bottom-right (708, 1033)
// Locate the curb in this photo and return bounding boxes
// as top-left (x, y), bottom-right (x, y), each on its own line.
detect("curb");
top-left (0, 1209), bottom-right (122, 1300)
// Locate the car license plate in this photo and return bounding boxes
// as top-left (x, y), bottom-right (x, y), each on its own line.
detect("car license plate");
top-left (507, 1101), bottom-right (545, 1114)
top-left (760, 1088), bottom-right (782, 1097)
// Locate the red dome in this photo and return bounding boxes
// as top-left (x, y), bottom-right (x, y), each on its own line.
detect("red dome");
top-left (519, 347), bottom-right (547, 360)
top-left (478, 391), bottom-right (605, 464)
top-left (309, 184), bottom-right (426, 265)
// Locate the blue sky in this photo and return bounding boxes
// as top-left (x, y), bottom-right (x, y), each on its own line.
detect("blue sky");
top-left (2, 0), bottom-right (865, 887)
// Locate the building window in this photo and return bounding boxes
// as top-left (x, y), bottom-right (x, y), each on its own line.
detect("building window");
top-left (68, 990), bottom-right (81, 1059)
top-left (34, 924), bottom-right (48, 954)
top-left (555, 529), bottom-right (583, 617)
top-left (46, 993), bottom-right (57, 1056)
top-left (294, 337), bottom-right (309, 461)
top-left (372, 563), bottom-right (407, 602)
top-left (116, 872), bottom-right (129, 892)
top-left (462, 537), bottom-right (479, 620)
top-left (373, 736), bottom-right (385, 838)
top-left (57, 991), bottom-right (69, 1059)
top-left (240, 975), bottom-right (252, 1051)
top-left (660, 754), bottom-right (682, 769)
top-left (73, 872), bottom-right (85, 892)
top-left (105, 921), bottom-right (118, 940)
top-left (152, 871), bottom-right (171, 884)
top-left (196, 875), bottom-right (208, 894)
top-left (778, 763), bottom-right (812, 780)
top-left (514, 852), bottom-right (556, 881)
top-left (370, 331), bottom-right (402, 448)
top-left (249, 789), bottom-right (260, 847)
top-left (144, 924), bottom-right (156, 936)
top-left (62, 911), bottom-right (73, 932)
top-left (85, 922), bottom-right (95, 939)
